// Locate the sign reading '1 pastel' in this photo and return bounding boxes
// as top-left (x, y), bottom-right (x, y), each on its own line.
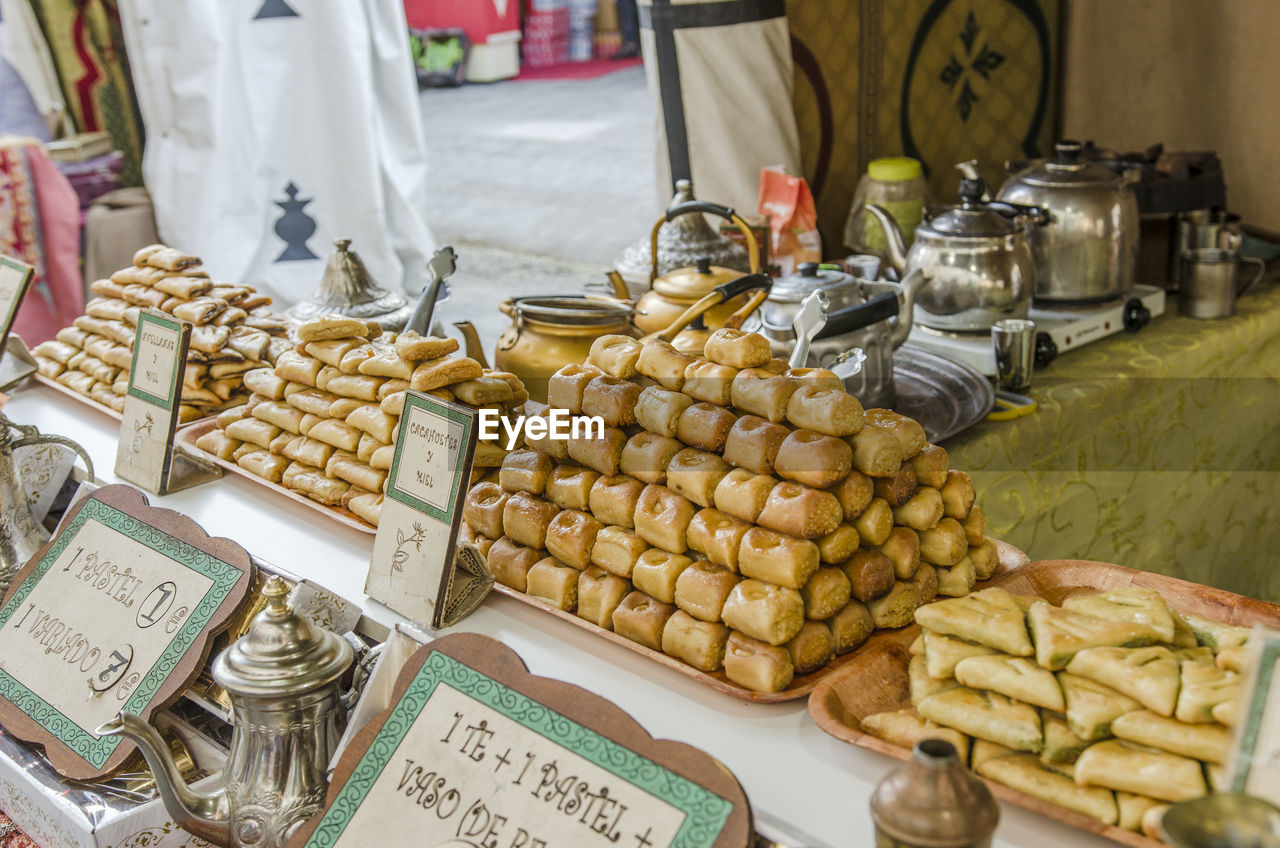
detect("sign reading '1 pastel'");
top-left (0, 485), bottom-right (253, 779)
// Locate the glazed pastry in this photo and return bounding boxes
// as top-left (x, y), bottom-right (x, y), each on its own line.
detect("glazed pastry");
top-left (634, 385), bottom-right (694, 437)
top-left (619, 432), bottom-right (683, 484)
top-left (721, 415), bottom-right (788, 476)
top-left (588, 473), bottom-right (645, 529)
top-left (585, 334), bottom-right (642, 379)
top-left (525, 557), bottom-right (579, 611)
top-left (370, 443), bottom-right (399, 470)
top-left (829, 470), bottom-right (874, 522)
top-left (236, 449), bottom-right (291, 483)
top-left (842, 549), bottom-right (895, 602)
top-left (723, 631), bottom-right (795, 693)
top-left (410, 356), bottom-right (484, 392)
top-left (909, 654), bottom-right (956, 703)
top-left (612, 591), bottom-right (676, 651)
top-left (453, 376), bottom-right (514, 406)
top-left (631, 549), bottom-right (693, 604)
top-left (226, 417), bottom-right (282, 449)
top-left (940, 470), bottom-right (976, 519)
top-left (918, 687), bottom-right (1043, 753)
top-left (756, 481), bottom-right (843, 539)
top-left (916, 588), bottom-right (1034, 657)
top-left (1064, 646), bottom-right (1180, 716)
top-left (1111, 710), bottom-right (1231, 764)
top-left (936, 558), bottom-right (977, 597)
top-left (863, 409), bottom-right (927, 459)
top-left (543, 509), bottom-right (602, 570)
top-left (878, 526), bottom-right (921, 580)
top-left (848, 425), bottom-right (904, 477)
top-left (346, 492), bottom-right (383, 527)
top-left (393, 331), bottom-right (458, 362)
top-left (963, 504), bottom-right (987, 547)
top-left (1175, 660), bottom-right (1241, 725)
top-left (346, 404), bottom-right (398, 444)
top-left (676, 402), bottom-right (737, 452)
top-left (633, 484), bottom-right (697, 552)
top-left (661, 610), bottom-right (729, 672)
top-left (785, 621), bottom-right (835, 674)
top-left (280, 435), bottom-right (335, 469)
top-left (683, 359), bottom-right (737, 406)
top-left (816, 524), bottom-right (860, 564)
top-left (738, 527), bottom-right (820, 589)
top-left (501, 493), bottom-right (559, 550)
top-left (891, 488), bottom-right (944, 534)
top-left (685, 508), bottom-right (750, 571)
top-left (195, 429), bottom-right (239, 461)
top-left (1057, 672), bottom-right (1141, 741)
top-left (978, 755), bottom-right (1118, 825)
top-left (636, 339), bottom-right (695, 391)
top-left (546, 363), bottom-right (603, 414)
top-left (566, 426), bottom-right (626, 476)
top-left (284, 387), bottom-right (339, 416)
top-left (971, 537), bottom-right (1000, 581)
top-left (1073, 740), bottom-right (1205, 803)
top-left (712, 468), bottom-right (778, 524)
top-left (307, 418), bottom-right (363, 452)
top-left (253, 400), bottom-right (307, 434)
top-left (873, 464), bottom-right (918, 508)
top-left (955, 655), bottom-right (1065, 712)
top-left (1060, 586), bottom-right (1176, 645)
top-left (801, 567), bottom-right (852, 620)
top-left (785, 384), bottom-right (864, 437)
top-left (673, 561), bottom-right (741, 622)
top-left (327, 457), bottom-right (385, 493)
top-left (285, 468), bottom-right (349, 505)
top-left (1030, 604), bottom-right (1161, 671)
top-left (720, 579), bottom-right (805, 646)
top-left (829, 599), bottom-right (874, 654)
top-left (730, 368), bottom-right (797, 422)
top-left (337, 343), bottom-right (376, 375)
top-left (498, 449), bottom-right (553, 495)
top-left (701, 328), bottom-right (771, 369)
top-left (581, 375), bottom-right (642, 426)
top-left (577, 566), bottom-right (631, 629)
top-left (867, 580), bottom-right (922, 629)
top-left (589, 525), bottom-right (648, 578)
top-left (1180, 613), bottom-right (1251, 651)
top-left (772, 429), bottom-right (852, 489)
top-left (665, 448), bottom-right (731, 508)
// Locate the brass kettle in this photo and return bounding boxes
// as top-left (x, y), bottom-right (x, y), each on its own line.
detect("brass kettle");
top-left (99, 577), bottom-right (353, 848)
top-left (630, 200), bottom-right (761, 337)
top-left (641, 272), bottom-right (772, 355)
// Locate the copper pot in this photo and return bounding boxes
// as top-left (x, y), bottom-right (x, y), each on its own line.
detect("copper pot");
top-left (494, 296), bottom-right (635, 403)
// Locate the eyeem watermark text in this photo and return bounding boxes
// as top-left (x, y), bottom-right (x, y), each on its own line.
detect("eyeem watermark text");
top-left (478, 409), bottom-right (605, 450)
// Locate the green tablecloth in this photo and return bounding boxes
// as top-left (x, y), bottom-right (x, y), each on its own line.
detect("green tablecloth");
top-left (947, 281), bottom-right (1280, 602)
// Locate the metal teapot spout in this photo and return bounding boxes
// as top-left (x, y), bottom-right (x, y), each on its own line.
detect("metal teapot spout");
top-left (453, 321), bottom-right (489, 369)
top-left (863, 204), bottom-right (909, 276)
top-left (97, 713), bottom-right (231, 847)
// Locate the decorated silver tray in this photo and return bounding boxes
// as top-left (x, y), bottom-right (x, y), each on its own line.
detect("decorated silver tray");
top-left (891, 344), bottom-right (994, 442)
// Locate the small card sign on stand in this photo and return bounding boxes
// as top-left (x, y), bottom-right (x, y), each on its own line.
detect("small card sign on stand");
top-left (114, 309), bottom-right (219, 494)
top-left (288, 633), bottom-right (752, 848)
top-left (0, 255), bottom-right (38, 391)
top-left (0, 484), bottom-right (254, 778)
top-left (1228, 624), bottom-right (1280, 806)
top-left (365, 391), bottom-right (492, 629)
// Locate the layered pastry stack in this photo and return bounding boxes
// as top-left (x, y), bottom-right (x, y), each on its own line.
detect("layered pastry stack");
top-left (461, 328), bottom-right (1002, 693)
top-left (32, 244), bottom-right (289, 421)
top-left (195, 314), bottom-right (526, 527)
top-left (863, 586), bottom-right (1247, 839)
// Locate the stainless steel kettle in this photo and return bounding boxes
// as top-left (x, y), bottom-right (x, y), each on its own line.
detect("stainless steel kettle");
top-left (868, 176), bottom-right (1047, 332)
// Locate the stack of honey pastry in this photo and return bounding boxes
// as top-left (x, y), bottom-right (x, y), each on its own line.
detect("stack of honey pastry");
top-left (32, 244), bottom-right (289, 421)
top-left (861, 586), bottom-right (1249, 841)
top-left (195, 314), bottom-right (526, 528)
top-left (461, 328), bottom-right (1002, 693)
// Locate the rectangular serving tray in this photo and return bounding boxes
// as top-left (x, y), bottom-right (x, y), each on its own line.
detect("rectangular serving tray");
top-left (807, 559), bottom-right (1280, 847)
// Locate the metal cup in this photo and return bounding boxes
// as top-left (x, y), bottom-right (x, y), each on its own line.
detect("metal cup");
top-left (842, 253), bottom-right (882, 281)
top-left (991, 319), bottom-right (1036, 393)
top-left (1179, 247), bottom-right (1266, 319)
top-left (1174, 210), bottom-right (1243, 287)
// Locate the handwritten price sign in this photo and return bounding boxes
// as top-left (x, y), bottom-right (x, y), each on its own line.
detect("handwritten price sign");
top-left (0, 485), bottom-right (252, 778)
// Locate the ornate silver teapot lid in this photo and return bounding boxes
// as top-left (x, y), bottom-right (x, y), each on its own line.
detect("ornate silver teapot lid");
top-left (614, 180), bottom-right (750, 283)
top-left (922, 179), bottom-right (1020, 238)
top-left (284, 238), bottom-right (413, 330)
top-left (211, 577), bottom-right (352, 699)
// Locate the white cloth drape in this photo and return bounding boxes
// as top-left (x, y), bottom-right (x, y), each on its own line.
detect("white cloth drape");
top-left (118, 0), bottom-right (435, 304)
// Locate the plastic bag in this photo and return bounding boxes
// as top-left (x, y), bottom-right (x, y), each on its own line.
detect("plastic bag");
top-left (758, 166), bottom-right (821, 275)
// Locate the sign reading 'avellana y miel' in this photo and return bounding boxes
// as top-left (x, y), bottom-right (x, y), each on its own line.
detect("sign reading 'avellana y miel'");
top-left (0, 485), bottom-right (252, 778)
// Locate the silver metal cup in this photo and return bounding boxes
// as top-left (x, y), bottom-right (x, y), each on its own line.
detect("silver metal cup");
top-left (1179, 247), bottom-right (1266, 319)
top-left (842, 253), bottom-right (882, 281)
top-left (991, 318), bottom-right (1036, 393)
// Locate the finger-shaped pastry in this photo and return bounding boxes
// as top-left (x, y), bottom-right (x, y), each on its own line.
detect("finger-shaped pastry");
top-left (721, 415), bottom-right (787, 476)
top-left (304, 338), bottom-right (361, 368)
top-left (864, 408), bottom-right (927, 459)
top-left (369, 444), bottom-right (397, 471)
top-left (285, 387), bottom-right (339, 416)
top-left (634, 484), bottom-right (697, 552)
top-left (683, 359), bottom-right (737, 406)
top-left (588, 473), bottom-right (645, 529)
top-left (324, 373), bottom-right (385, 402)
top-left (817, 524), bottom-right (860, 564)
top-left (236, 449), bottom-right (290, 484)
top-left (55, 326), bottom-right (90, 348)
top-left (636, 339), bottom-right (695, 391)
top-left (936, 558), bottom-right (976, 597)
top-left (136, 244), bottom-right (200, 271)
top-left (911, 443), bottom-right (950, 488)
top-left (546, 363), bottom-right (602, 414)
top-left (336, 343), bottom-right (375, 376)
top-left (566, 425), bottom-right (627, 476)
top-left (730, 368), bottom-right (796, 423)
top-left (581, 375), bottom-right (641, 426)
top-left (830, 600), bottom-right (874, 654)
top-left (328, 457), bottom-right (386, 493)
top-left (867, 580), bottom-right (922, 628)
top-left (464, 482), bottom-right (511, 539)
top-left (963, 504), bottom-right (987, 547)
top-left (612, 591), bottom-right (676, 651)
top-left (345, 403), bottom-right (398, 444)
top-left (280, 435), bottom-right (335, 468)
top-left (848, 425), bottom-right (904, 477)
top-left (785, 385), bottom-right (864, 437)
top-left (721, 580), bottom-right (805, 647)
top-left (502, 492), bottom-right (559, 549)
top-left (589, 525), bottom-right (648, 578)
top-left (784, 367), bottom-right (843, 391)
top-left (712, 468), bottom-right (778, 524)
top-left (786, 621), bottom-right (835, 674)
top-left (665, 448), bottom-right (731, 508)
top-left (853, 497), bottom-right (893, 545)
top-left (971, 537), bottom-right (999, 580)
top-left (274, 350), bottom-right (324, 386)
top-left (587, 334), bottom-right (642, 379)
top-left (724, 631), bottom-right (794, 693)
top-left (619, 432), bottom-right (682, 484)
top-left (634, 385), bottom-right (694, 437)
top-left (226, 417), bottom-right (282, 449)
top-left (545, 465), bottom-right (601, 511)
top-left (454, 376), bottom-right (514, 406)
top-left (85, 296), bottom-right (130, 322)
top-left (170, 296), bottom-right (227, 325)
top-left (285, 467), bottom-right (350, 505)
top-left (544, 509), bottom-right (602, 570)
top-left (702, 328), bottom-right (771, 369)
top-left (892, 487), bottom-right (944, 531)
top-left (526, 557), bottom-right (579, 611)
top-left (488, 536), bottom-right (543, 592)
top-left (873, 464), bottom-right (918, 508)
top-left (499, 448), bottom-right (553, 495)
top-left (671, 402), bottom-right (733, 453)
top-left (195, 429), bottom-right (239, 461)
top-left (33, 340), bottom-right (79, 364)
top-left (297, 314), bottom-right (375, 342)
top-left (878, 526), bottom-right (921, 580)
top-left (410, 356), bottom-right (484, 392)
top-left (674, 561), bottom-right (741, 622)
top-left (88, 278), bottom-right (127, 299)
top-left (1073, 740), bottom-right (1205, 803)
top-left (357, 343), bottom-right (413, 380)
top-left (801, 567), bottom-right (852, 621)
top-left (756, 481), bottom-right (843, 539)
top-left (577, 566), bottom-right (631, 629)
top-left (686, 508), bottom-right (750, 571)
top-left (153, 274), bottom-right (213, 299)
top-left (307, 418), bottom-right (363, 452)
top-left (941, 470), bottom-right (976, 519)
top-left (738, 526), bottom-right (820, 589)
top-left (773, 429), bottom-right (852, 489)
top-left (920, 517), bottom-right (968, 566)
top-left (189, 325), bottom-right (231, 354)
top-left (662, 610), bottom-right (729, 672)
top-left (631, 549), bottom-right (693, 604)
top-left (394, 331), bottom-right (459, 362)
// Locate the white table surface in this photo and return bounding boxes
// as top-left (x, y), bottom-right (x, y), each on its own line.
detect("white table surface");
top-left (4, 384), bottom-right (1116, 848)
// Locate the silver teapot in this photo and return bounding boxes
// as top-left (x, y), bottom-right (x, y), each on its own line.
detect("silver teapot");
top-left (99, 576), bottom-right (353, 848)
top-left (0, 414), bottom-right (93, 593)
top-left (868, 175), bottom-right (1047, 333)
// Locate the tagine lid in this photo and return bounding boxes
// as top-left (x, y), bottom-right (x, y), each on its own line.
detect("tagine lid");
top-left (284, 238), bottom-right (412, 328)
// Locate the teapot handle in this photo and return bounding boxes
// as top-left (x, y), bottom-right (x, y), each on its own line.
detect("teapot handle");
top-left (9, 431), bottom-right (95, 482)
top-left (649, 201), bottom-right (760, 284)
top-left (642, 273), bottom-right (772, 343)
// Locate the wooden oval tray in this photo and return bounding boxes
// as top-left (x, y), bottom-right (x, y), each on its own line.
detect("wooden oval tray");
top-left (808, 559), bottom-right (1280, 847)
top-left (176, 419), bottom-right (377, 535)
top-left (493, 540), bottom-right (1029, 703)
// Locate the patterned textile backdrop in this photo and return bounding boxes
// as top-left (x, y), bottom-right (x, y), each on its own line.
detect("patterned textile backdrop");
top-left (27, 0), bottom-right (145, 186)
top-left (789, 0), bottom-right (1060, 250)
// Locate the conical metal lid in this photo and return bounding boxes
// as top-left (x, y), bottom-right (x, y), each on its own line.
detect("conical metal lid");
top-left (614, 180), bottom-right (750, 282)
top-left (284, 238), bottom-right (412, 328)
top-left (922, 179), bottom-right (1018, 238)
top-left (211, 577), bottom-right (352, 699)
top-left (1009, 139), bottom-right (1123, 188)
